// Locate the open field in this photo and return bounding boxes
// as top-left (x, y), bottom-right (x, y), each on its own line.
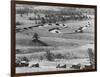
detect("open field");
top-left (15, 4), bottom-right (95, 73)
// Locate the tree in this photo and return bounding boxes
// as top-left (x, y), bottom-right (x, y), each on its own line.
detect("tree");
top-left (32, 33), bottom-right (39, 41)
top-left (41, 17), bottom-right (45, 24)
top-left (24, 7), bottom-right (29, 16)
top-left (88, 48), bottom-right (94, 67)
top-left (40, 56), bottom-right (43, 61)
top-left (45, 50), bottom-right (54, 61)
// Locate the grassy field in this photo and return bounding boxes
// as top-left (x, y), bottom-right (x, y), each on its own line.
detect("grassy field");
top-left (15, 7), bottom-right (95, 73)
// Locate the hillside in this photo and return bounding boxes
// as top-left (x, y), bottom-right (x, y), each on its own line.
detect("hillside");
top-left (15, 4), bottom-right (95, 73)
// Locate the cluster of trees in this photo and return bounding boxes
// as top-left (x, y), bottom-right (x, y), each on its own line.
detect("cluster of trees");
top-left (44, 50), bottom-right (79, 61)
top-left (16, 7), bottom-right (90, 24)
top-left (29, 14), bottom-right (89, 25)
top-left (32, 8), bottom-right (93, 16)
top-left (41, 14), bottom-right (89, 24)
top-left (16, 7), bottom-right (33, 17)
top-left (33, 8), bottom-right (92, 24)
top-left (41, 48), bottom-right (94, 62)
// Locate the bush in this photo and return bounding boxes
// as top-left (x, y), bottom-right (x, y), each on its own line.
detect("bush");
top-left (16, 21), bottom-right (22, 26)
top-left (29, 17), bottom-right (35, 20)
top-left (21, 57), bottom-right (29, 62)
top-left (16, 57), bottom-right (29, 62)
top-left (16, 49), bottom-right (22, 54)
top-left (45, 50), bottom-right (54, 61)
top-left (55, 53), bottom-right (64, 59)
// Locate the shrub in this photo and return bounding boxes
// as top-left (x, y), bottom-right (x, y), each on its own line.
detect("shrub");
top-left (16, 49), bottom-right (22, 54)
top-left (16, 21), bottom-right (22, 26)
top-left (45, 50), bottom-right (54, 61)
top-left (21, 57), bottom-right (29, 62)
top-left (55, 53), bottom-right (64, 59)
top-left (29, 17), bottom-right (35, 20)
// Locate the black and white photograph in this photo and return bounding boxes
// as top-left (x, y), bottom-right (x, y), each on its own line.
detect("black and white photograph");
top-left (12, 1), bottom-right (97, 75)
